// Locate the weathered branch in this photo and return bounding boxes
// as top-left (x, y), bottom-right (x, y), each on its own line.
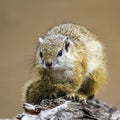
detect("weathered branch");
top-left (10, 98), bottom-right (120, 120)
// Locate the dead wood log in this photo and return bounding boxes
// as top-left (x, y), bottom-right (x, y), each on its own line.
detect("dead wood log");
top-left (12, 98), bottom-right (120, 120)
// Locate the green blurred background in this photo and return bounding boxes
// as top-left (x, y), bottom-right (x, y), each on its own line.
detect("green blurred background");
top-left (0, 0), bottom-right (120, 118)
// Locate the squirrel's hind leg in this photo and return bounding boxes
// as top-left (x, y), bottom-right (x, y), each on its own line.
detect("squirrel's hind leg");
top-left (78, 67), bottom-right (107, 102)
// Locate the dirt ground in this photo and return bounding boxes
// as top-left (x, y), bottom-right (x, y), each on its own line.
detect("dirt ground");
top-left (0, 0), bottom-right (120, 118)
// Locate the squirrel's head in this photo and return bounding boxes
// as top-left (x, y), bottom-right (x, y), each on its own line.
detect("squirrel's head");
top-left (35, 34), bottom-right (75, 72)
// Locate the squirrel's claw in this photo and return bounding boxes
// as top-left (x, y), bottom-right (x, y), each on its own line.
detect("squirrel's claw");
top-left (65, 93), bottom-right (88, 103)
top-left (65, 93), bottom-right (76, 101)
top-left (76, 94), bottom-right (87, 103)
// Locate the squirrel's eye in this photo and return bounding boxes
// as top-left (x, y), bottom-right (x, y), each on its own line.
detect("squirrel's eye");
top-left (57, 50), bottom-right (62, 57)
top-left (39, 51), bottom-right (43, 58)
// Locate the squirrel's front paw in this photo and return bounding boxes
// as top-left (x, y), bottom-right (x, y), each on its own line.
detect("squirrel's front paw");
top-left (65, 93), bottom-right (88, 103)
top-left (65, 93), bottom-right (76, 101)
top-left (76, 94), bottom-right (87, 103)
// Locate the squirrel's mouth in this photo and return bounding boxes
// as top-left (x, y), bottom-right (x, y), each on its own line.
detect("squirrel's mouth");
top-left (43, 65), bottom-right (55, 71)
top-left (42, 62), bottom-right (63, 71)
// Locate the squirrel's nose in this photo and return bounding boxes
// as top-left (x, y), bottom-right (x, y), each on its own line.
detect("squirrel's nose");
top-left (46, 61), bottom-right (52, 67)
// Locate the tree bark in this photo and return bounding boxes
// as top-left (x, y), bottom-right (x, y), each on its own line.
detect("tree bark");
top-left (10, 98), bottom-right (120, 120)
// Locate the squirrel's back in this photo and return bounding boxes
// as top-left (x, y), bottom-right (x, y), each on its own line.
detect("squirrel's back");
top-left (45, 23), bottom-right (105, 76)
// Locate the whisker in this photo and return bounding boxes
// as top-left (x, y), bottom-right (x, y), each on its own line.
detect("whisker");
top-left (32, 62), bottom-right (40, 67)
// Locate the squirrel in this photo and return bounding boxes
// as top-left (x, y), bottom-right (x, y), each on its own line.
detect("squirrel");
top-left (24, 23), bottom-right (107, 105)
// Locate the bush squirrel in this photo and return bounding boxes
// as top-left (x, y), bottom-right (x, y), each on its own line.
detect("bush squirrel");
top-left (24, 23), bottom-right (107, 105)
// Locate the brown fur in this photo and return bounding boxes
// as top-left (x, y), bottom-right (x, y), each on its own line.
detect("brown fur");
top-left (24, 23), bottom-right (107, 104)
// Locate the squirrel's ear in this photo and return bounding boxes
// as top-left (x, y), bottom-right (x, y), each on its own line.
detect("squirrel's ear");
top-left (38, 37), bottom-right (43, 44)
top-left (64, 37), bottom-right (70, 52)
